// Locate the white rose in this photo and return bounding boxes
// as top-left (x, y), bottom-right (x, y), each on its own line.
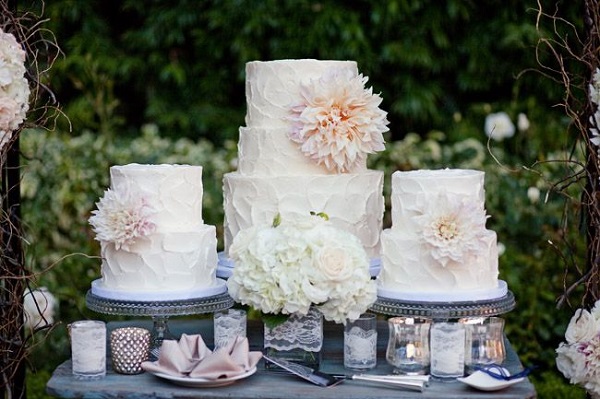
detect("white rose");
top-left (565, 308), bottom-right (599, 344)
top-left (313, 246), bottom-right (355, 282)
top-left (556, 343), bottom-right (586, 383)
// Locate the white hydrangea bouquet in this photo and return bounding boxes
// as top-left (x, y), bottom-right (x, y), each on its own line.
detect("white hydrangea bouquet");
top-left (556, 299), bottom-right (600, 397)
top-left (226, 213), bottom-right (377, 325)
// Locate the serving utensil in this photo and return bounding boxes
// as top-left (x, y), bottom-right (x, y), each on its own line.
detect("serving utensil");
top-left (262, 355), bottom-right (428, 391)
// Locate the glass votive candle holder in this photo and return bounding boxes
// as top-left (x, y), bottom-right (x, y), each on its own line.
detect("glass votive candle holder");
top-left (385, 317), bottom-right (431, 375)
top-left (69, 320), bottom-right (107, 380)
top-left (213, 308), bottom-right (247, 349)
top-left (344, 313), bottom-right (378, 370)
top-left (430, 322), bottom-right (466, 380)
top-left (110, 327), bottom-right (151, 374)
top-left (460, 317), bottom-right (506, 374)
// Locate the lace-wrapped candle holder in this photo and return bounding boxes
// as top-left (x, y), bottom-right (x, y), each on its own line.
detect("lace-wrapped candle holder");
top-left (214, 308), bottom-right (247, 349)
top-left (344, 313), bottom-right (377, 370)
top-left (263, 307), bottom-right (323, 370)
top-left (110, 327), bottom-right (151, 374)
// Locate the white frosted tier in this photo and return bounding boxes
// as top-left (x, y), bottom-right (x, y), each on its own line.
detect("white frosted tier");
top-left (378, 228), bottom-right (499, 293)
top-left (391, 169), bottom-right (485, 228)
top-left (245, 59), bottom-right (358, 128)
top-left (237, 126), bottom-right (367, 176)
top-left (222, 170), bottom-right (384, 258)
top-left (110, 164), bottom-right (205, 230)
top-left (99, 225), bottom-right (218, 293)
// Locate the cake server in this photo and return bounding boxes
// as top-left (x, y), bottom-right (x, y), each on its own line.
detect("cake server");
top-left (262, 355), bottom-right (428, 391)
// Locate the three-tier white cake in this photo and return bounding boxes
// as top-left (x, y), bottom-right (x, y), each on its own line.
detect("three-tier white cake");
top-left (222, 59), bottom-right (388, 259)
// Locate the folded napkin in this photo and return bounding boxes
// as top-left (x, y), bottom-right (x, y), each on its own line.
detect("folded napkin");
top-left (142, 334), bottom-right (262, 380)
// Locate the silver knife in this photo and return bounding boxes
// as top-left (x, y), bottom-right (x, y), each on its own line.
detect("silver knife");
top-left (262, 355), bottom-right (343, 387)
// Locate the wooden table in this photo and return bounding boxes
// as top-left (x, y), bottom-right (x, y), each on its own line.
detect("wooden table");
top-left (46, 318), bottom-right (537, 398)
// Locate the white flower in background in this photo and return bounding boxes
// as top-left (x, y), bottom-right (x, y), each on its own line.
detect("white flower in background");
top-left (527, 186), bottom-right (541, 204)
top-left (484, 112), bottom-right (515, 141)
top-left (497, 242), bottom-right (506, 256)
top-left (23, 287), bottom-right (57, 332)
top-left (227, 213), bottom-right (376, 324)
top-left (415, 192), bottom-right (490, 267)
top-left (0, 29), bottom-right (30, 151)
top-left (517, 113), bottom-right (530, 132)
top-left (556, 300), bottom-right (600, 396)
top-left (289, 68), bottom-right (389, 173)
top-left (89, 189), bottom-right (157, 250)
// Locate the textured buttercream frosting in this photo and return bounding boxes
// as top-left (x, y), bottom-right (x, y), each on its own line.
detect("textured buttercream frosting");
top-left (378, 169), bottom-right (500, 295)
top-left (223, 60), bottom-right (385, 256)
top-left (94, 164), bottom-right (218, 296)
top-left (223, 170), bottom-right (384, 258)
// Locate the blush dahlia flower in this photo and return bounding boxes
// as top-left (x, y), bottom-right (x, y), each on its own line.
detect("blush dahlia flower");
top-left (89, 189), bottom-right (157, 250)
top-left (289, 68), bottom-right (388, 173)
top-left (416, 192), bottom-right (489, 267)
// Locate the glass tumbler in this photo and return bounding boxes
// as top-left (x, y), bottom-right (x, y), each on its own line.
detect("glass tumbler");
top-left (385, 317), bottom-right (431, 375)
top-left (213, 308), bottom-right (247, 349)
top-left (344, 313), bottom-right (378, 370)
top-left (70, 320), bottom-right (106, 380)
top-left (430, 322), bottom-right (466, 380)
top-left (461, 317), bottom-right (506, 374)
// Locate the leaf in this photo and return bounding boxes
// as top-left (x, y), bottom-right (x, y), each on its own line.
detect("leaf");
top-left (262, 313), bottom-right (289, 330)
top-left (272, 213), bottom-right (281, 228)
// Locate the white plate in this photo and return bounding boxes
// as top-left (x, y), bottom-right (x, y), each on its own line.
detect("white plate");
top-left (377, 280), bottom-right (508, 302)
top-left (90, 278), bottom-right (227, 301)
top-left (457, 369), bottom-right (524, 391)
top-left (149, 367), bottom-right (257, 388)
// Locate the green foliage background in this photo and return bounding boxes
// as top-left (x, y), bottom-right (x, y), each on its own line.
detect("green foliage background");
top-left (18, 1), bottom-right (588, 397)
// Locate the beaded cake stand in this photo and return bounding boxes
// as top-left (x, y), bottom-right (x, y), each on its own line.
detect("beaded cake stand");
top-left (86, 288), bottom-right (234, 359)
top-left (370, 285), bottom-right (516, 320)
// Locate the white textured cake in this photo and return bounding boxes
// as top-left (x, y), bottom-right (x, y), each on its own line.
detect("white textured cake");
top-left (378, 169), bottom-right (503, 300)
top-left (223, 59), bottom-right (388, 258)
top-left (89, 164), bottom-right (221, 300)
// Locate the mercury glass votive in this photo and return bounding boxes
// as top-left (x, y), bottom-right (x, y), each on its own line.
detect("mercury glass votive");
top-left (110, 327), bottom-right (151, 374)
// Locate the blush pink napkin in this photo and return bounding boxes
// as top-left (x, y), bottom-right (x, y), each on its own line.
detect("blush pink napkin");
top-left (141, 334), bottom-right (262, 380)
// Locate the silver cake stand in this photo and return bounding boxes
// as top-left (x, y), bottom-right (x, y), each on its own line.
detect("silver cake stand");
top-left (86, 289), bottom-right (234, 359)
top-left (370, 291), bottom-right (516, 320)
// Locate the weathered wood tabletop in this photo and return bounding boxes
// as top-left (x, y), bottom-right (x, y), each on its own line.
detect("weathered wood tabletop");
top-left (46, 318), bottom-right (537, 399)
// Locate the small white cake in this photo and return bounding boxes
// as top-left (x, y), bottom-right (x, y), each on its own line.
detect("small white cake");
top-left (89, 164), bottom-right (220, 300)
top-left (223, 59), bottom-right (387, 258)
top-left (378, 169), bottom-right (502, 300)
